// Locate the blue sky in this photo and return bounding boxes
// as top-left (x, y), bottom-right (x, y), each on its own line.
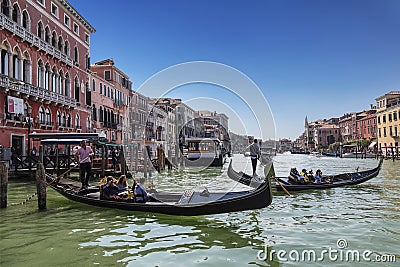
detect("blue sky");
top-left (69, 0), bottom-right (400, 140)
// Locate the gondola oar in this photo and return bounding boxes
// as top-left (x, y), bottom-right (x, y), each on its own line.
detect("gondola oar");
top-left (259, 159), bottom-right (292, 197)
top-left (273, 177), bottom-right (292, 197)
top-left (48, 156), bottom-right (90, 185)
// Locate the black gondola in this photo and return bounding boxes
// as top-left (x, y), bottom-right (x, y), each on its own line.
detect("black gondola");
top-left (46, 174), bottom-right (273, 216)
top-left (226, 161), bottom-right (265, 188)
top-left (227, 159), bottom-right (383, 192)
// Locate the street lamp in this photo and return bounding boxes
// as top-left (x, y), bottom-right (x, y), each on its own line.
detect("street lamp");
top-left (26, 105), bottom-right (32, 171)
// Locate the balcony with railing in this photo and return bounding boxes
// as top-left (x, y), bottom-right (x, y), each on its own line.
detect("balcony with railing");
top-left (0, 13), bottom-right (73, 66)
top-left (0, 76), bottom-right (76, 107)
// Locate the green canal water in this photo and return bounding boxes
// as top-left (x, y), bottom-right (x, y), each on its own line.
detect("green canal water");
top-left (1, 154), bottom-right (399, 266)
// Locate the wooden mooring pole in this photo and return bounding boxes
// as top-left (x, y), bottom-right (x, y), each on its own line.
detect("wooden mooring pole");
top-left (36, 146), bottom-right (46, 210)
top-left (143, 147), bottom-right (148, 178)
top-left (391, 147), bottom-right (395, 162)
top-left (0, 161), bottom-right (8, 208)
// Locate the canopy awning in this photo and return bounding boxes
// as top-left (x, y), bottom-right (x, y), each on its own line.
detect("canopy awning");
top-left (41, 139), bottom-right (85, 145)
top-left (343, 144), bottom-right (357, 147)
top-left (29, 133), bottom-right (99, 140)
top-left (93, 140), bottom-right (122, 147)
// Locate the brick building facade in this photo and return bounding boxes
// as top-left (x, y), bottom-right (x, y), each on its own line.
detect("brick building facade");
top-left (90, 58), bottom-right (132, 144)
top-left (0, 0), bottom-right (95, 156)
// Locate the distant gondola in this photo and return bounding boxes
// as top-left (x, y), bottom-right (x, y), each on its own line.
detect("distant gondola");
top-left (46, 174), bottom-right (273, 216)
top-left (227, 159), bottom-right (383, 192)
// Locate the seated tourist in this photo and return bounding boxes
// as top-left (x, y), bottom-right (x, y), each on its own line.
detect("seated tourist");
top-left (101, 176), bottom-right (120, 200)
top-left (323, 176), bottom-right (332, 183)
top-left (116, 175), bottom-right (128, 192)
top-left (308, 170), bottom-right (315, 183)
top-left (134, 178), bottom-right (155, 203)
top-left (298, 169), bottom-right (308, 183)
top-left (98, 176), bottom-right (108, 188)
top-left (289, 168), bottom-right (300, 182)
top-left (314, 169), bottom-right (323, 184)
top-left (127, 179), bottom-right (137, 200)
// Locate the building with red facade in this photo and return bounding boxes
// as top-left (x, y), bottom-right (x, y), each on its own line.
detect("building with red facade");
top-left (0, 0), bottom-right (95, 157)
top-left (90, 59), bottom-right (132, 144)
top-left (355, 108), bottom-right (377, 140)
top-left (315, 124), bottom-right (341, 148)
top-left (89, 72), bottom-right (115, 139)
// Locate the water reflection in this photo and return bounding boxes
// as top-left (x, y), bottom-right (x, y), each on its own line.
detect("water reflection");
top-left (74, 210), bottom-right (279, 266)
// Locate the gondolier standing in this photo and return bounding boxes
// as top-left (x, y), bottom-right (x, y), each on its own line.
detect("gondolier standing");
top-left (250, 139), bottom-right (261, 177)
top-left (75, 140), bottom-right (94, 189)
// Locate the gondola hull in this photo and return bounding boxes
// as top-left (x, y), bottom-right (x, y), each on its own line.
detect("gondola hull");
top-left (227, 159), bottom-right (383, 192)
top-left (226, 161), bottom-right (265, 188)
top-left (46, 176), bottom-right (272, 216)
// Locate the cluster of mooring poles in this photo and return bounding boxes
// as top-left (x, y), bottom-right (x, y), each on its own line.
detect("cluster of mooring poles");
top-left (1, 146), bottom-right (47, 210)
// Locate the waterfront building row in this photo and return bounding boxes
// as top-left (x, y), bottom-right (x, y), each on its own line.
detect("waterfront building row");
top-left (0, 0), bottom-right (94, 157)
top-left (375, 91), bottom-right (400, 155)
top-left (294, 91), bottom-right (400, 156)
top-left (0, 0), bottom-right (231, 160)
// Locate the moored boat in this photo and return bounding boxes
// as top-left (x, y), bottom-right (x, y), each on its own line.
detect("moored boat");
top-left (290, 150), bottom-right (310, 155)
top-left (321, 151), bottom-right (338, 157)
top-left (341, 152), bottom-right (376, 159)
top-left (46, 174), bottom-right (273, 216)
top-left (184, 137), bottom-right (224, 167)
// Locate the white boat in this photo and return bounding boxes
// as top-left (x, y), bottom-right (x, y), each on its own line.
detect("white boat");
top-left (341, 152), bottom-right (376, 159)
top-left (310, 152), bottom-right (322, 157)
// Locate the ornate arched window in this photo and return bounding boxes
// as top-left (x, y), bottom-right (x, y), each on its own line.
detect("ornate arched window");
top-left (22, 10), bottom-right (29, 30)
top-left (44, 26), bottom-right (50, 43)
top-left (39, 107), bottom-right (45, 124)
top-left (67, 114), bottom-right (71, 128)
top-left (12, 3), bottom-right (20, 24)
top-left (51, 66), bottom-right (57, 93)
top-left (51, 31), bottom-right (57, 47)
top-left (64, 40), bottom-right (69, 56)
top-left (58, 36), bottom-right (63, 51)
top-left (0, 43), bottom-right (9, 75)
top-left (92, 104), bottom-right (97, 121)
top-left (75, 114), bottom-right (80, 129)
top-left (62, 112), bottom-right (66, 127)
top-left (74, 76), bottom-right (80, 102)
top-left (22, 51), bottom-right (31, 83)
top-left (85, 81), bottom-right (91, 106)
top-left (92, 79), bottom-right (96, 91)
top-left (45, 108), bottom-right (51, 125)
top-left (44, 63), bottom-right (51, 90)
top-left (37, 60), bottom-right (44, 87)
top-left (74, 46), bottom-right (78, 63)
top-left (12, 47), bottom-right (21, 79)
top-left (65, 73), bottom-right (70, 97)
top-left (57, 111), bottom-right (61, 127)
top-left (99, 107), bottom-right (103, 122)
top-left (1, 0), bottom-right (10, 17)
top-left (37, 21), bottom-right (43, 39)
top-left (58, 70), bottom-right (64, 95)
